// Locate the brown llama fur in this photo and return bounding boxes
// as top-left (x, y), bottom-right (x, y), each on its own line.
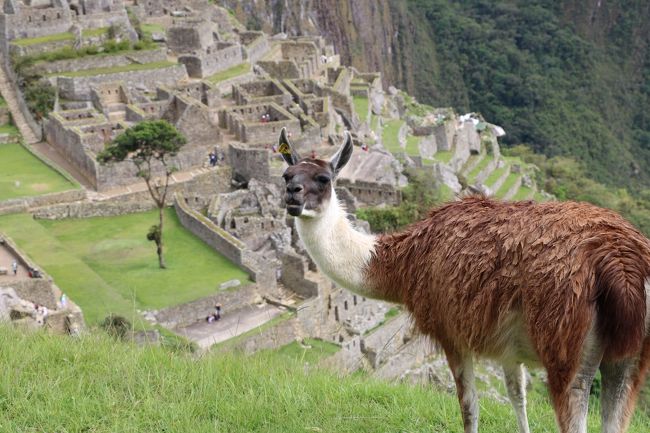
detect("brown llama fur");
top-left (279, 128), bottom-right (650, 432)
top-left (366, 196), bottom-right (650, 429)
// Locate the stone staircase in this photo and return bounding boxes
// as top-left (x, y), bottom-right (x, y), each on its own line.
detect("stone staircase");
top-left (0, 53), bottom-right (40, 144)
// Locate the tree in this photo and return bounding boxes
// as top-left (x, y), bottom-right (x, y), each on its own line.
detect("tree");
top-left (97, 120), bottom-right (187, 269)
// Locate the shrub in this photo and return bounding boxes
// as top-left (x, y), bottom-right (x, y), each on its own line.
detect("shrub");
top-left (100, 314), bottom-right (132, 340)
top-left (24, 81), bottom-right (55, 120)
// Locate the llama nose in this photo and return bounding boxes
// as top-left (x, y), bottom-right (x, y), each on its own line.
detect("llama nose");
top-left (287, 184), bottom-right (303, 194)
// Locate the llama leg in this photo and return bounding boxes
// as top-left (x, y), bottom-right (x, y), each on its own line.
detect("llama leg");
top-left (600, 359), bottom-right (636, 433)
top-left (547, 340), bottom-right (602, 433)
top-left (502, 362), bottom-right (530, 433)
top-left (446, 351), bottom-right (478, 433)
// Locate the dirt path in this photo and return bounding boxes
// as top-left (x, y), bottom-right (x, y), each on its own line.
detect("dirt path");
top-left (0, 243), bottom-right (30, 281)
top-left (175, 304), bottom-right (285, 349)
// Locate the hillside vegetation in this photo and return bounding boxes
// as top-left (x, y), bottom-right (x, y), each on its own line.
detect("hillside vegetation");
top-left (402, 0), bottom-right (649, 190)
top-left (1, 326), bottom-right (649, 432)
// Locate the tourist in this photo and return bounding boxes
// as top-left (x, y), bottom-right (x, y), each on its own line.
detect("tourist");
top-left (11, 260), bottom-right (17, 276)
top-left (206, 304), bottom-right (222, 323)
top-left (209, 152), bottom-right (217, 167)
top-left (60, 293), bottom-right (68, 309)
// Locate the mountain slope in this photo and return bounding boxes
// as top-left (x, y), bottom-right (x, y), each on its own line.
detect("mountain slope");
top-left (220, 0), bottom-right (650, 189)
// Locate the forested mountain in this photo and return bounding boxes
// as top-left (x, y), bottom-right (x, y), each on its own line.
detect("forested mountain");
top-left (220, 0), bottom-right (650, 190)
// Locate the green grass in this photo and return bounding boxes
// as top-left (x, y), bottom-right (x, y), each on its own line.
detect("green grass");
top-left (12, 28), bottom-right (108, 47)
top-left (433, 149), bottom-right (454, 164)
top-left (0, 124), bottom-right (19, 136)
top-left (270, 338), bottom-right (340, 365)
top-left (0, 143), bottom-right (76, 200)
top-left (0, 95), bottom-right (6, 107)
top-left (54, 61), bottom-right (176, 77)
top-left (484, 164), bottom-right (508, 187)
top-left (382, 119), bottom-right (404, 153)
top-left (405, 134), bottom-right (421, 156)
top-left (82, 27), bottom-right (108, 38)
top-left (206, 62), bottom-right (251, 83)
top-left (0, 326), bottom-right (649, 432)
top-left (212, 312), bottom-right (294, 351)
top-left (364, 307), bottom-right (401, 335)
top-left (512, 185), bottom-right (533, 201)
top-left (352, 95), bottom-right (369, 123)
top-left (12, 32), bottom-right (74, 46)
top-left (495, 173), bottom-right (521, 198)
top-left (142, 23), bottom-right (165, 38)
top-left (467, 154), bottom-right (492, 183)
top-left (0, 209), bottom-right (251, 324)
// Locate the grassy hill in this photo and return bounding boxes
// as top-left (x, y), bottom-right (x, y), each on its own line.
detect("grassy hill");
top-left (1, 326), bottom-right (649, 433)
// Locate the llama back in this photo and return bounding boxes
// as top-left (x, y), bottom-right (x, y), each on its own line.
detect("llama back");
top-left (367, 197), bottom-right (650, 360)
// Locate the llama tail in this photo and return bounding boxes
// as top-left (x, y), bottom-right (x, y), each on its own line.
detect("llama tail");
top-left (594, 255), bottom-right (648, 360)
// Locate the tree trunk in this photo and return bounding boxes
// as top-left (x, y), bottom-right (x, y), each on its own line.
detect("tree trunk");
top-left (157, 205), bottom-right (166, 269)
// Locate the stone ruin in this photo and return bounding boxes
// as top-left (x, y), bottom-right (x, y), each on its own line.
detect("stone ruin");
top-left (0, 235), bottom-right (84, 335)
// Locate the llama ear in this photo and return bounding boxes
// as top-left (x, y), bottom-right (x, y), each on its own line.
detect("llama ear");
top-left (278, 127), bottom-right (301, 166)
top-left (330, 131), bottom-right (353, 175)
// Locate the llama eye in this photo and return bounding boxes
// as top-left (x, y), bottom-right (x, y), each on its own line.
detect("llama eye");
top-left (316, 175), bottom-right (330, 184)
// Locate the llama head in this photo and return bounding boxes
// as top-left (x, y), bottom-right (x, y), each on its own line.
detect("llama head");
top-left (279, 127), bottom-right (353, 218)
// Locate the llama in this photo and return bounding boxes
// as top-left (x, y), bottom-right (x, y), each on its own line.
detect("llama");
top-left (278, 128), bottom-right (650, 433)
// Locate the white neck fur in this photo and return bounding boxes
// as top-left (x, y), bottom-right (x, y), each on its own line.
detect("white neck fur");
top-left (295, 189), bottom-right (377, 297)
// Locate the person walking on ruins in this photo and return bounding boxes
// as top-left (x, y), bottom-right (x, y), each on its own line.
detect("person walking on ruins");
top-left (11, 260), bottom-right (17, 276)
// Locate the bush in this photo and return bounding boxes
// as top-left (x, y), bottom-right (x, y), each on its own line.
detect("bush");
top-left (24, 81), bottom-right (55, 120)
top-left (100, 314), bottom-right (132, 340)
top-left (356, 167), bottom-right (444, 232)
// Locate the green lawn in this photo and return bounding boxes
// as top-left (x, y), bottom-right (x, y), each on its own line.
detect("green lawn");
top-left (484, 164), bottom-right (508, 187)
top-left (467, 154), bottom-right (492, 183)
top-left (269, 338), bottom-right (340, 365)
top-left (405, 134), bottom-right (421, 156)
top-left (512, 185), bottom-right (533, 201)
top-left (206, 62), bottom-right (251, 83)
top-left (55, 61), bottom-right (176, 77)
top-left (1, 326), bottom-right (649, 433)
top-left (495, 173), bottom-right (521, 198)
top-left (82, 27), bottom-right (108, 38)
top-left (0, 209), bottom-right (251, 324)
top-left (0, 143), bottom-right (76, 200)
top-left (0, 124), bottom-right (19, 135)
top-left (433, 149), bottom-right (454, 164)
top-left (142, 23), bottom-right (165, 39)
top-left (382, 119), bottom-right (404, 153)
top-left (352, 95), bottom-right (369, 123)
top-left (12, 32), bottom-right (74, 47)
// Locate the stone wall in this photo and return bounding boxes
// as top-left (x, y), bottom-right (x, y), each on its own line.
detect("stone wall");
top-left (434, 120), bottom-right (455, 152)
top-left (162, 94), bottom-right (220, 145)
top-left (0, 40), bottom-right (43, 141)
top-left (279, 250), bottom-right (319, 298)
top-left (3, 1), bottom-right (73, 40)
top-left (227, 315), bottom-right (298, 355)
top-left (174, 194), bottom-right (277, 293)
top-left (57, 64), bottom-right (188, 100)
top-left (0, 189), bottom-right (86, 216)
top-left (233, 79), bottom-right (292, 107)
top-left (153, 284), bottom-right (259, 329)
top-left (228, 143), bottom-right (269, 181)
top-left (0, 235), bottom-right (57, 309)
top-left (166, 20), bottom-right (213, 53)
top-left (257, 60), bottom-right (300, 80)
top-left (32, 49), bottom-right (167, 75)
top-left (179, 42), bottom-right (242, 78)
top-left (241, 31), bottom-right (268, 64)
top-left (338, 179), bottom-right (401, 206)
